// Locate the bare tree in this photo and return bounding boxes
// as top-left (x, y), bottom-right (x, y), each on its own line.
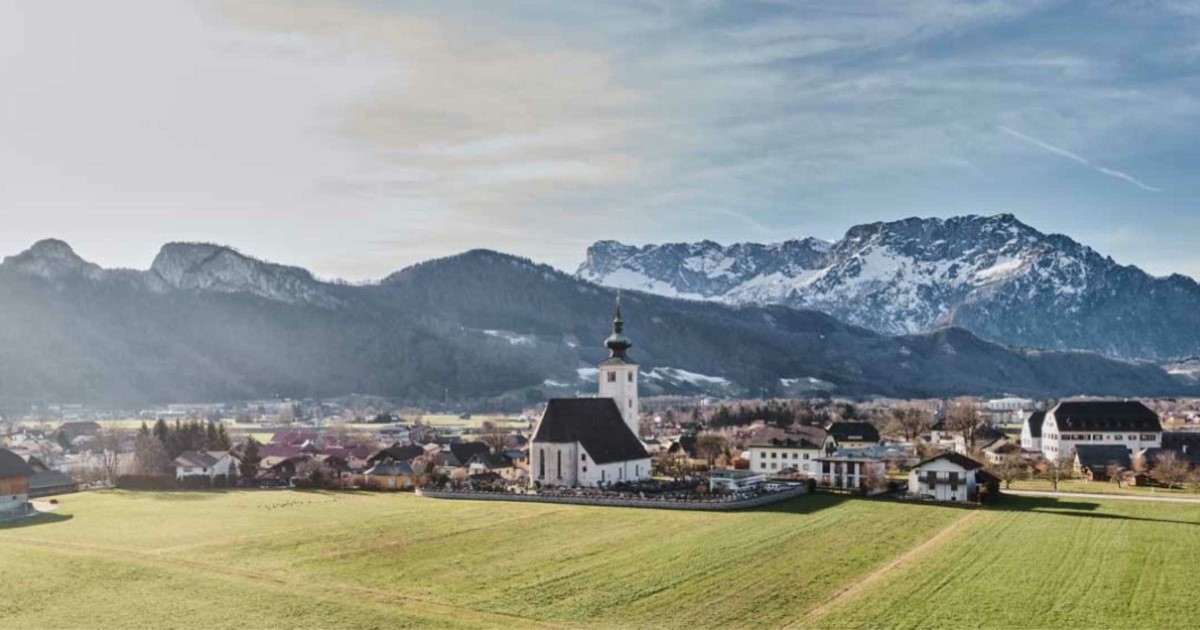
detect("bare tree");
top-left (892, 406), bottom-right (934, 443)
top-left (132, 434), bottom-right (170, 475)
top-left (1106, 463), bottom-right (1129, 488)
top-left (992, 454), bottom-right (1028, 490)
top-left (946, 401), bottom-right (986, 453)
top-left (653, 450), bottom-right (692, 479)
top-left (479, 421), bottom-right (512, 453)
top-left (95, 428), bottom-right (125, 486)
top-left (1152, 451), bottom-right (1190, 489)
top-left (1035, 451), bottom-right (1074, 491)
top-left (694, 433), bottom-right (729, 467)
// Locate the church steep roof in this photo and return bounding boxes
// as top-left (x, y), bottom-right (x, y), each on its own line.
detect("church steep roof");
top-left (532, 398), bottom-right (649, 464)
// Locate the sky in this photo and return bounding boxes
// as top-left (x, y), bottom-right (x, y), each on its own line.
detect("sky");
top-left (2, 0), bottom-right (1199, 280)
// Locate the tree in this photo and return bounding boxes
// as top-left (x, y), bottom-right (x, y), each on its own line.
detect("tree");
top-left (694, 433), bottom-right (729, 467)
top-left (653, 450), bottom-right (692, 479)
top-left (240, 437), bottom-right (262, 485)
top-left (94, 428), bottom-right (125, 486)
top-left (1106, 463), bottom-right (1129, 488)
top-left (1035, 451), bottom-right (1074, 491)
top-left (133, 434), bottom-right (171, 475)
top-left (992, 454), bottom-right (1028, 490)
top-left (1152, 451), bottom-right (1190, 489)
top-left (480, 421), bottom-right (511, 453)
top-left (946, 401), bottom-right (986, 453)
top-left (296, 458), bottom-right (337, 489)
top-left (862, 463), bottom-right (889, 495)
top-left (892, 406), bottom-right (933, 443)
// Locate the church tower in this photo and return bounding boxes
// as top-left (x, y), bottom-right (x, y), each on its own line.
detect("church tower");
top-left (598, 293), bottom-right (640, 436)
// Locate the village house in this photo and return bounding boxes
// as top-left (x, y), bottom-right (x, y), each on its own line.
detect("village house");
top-left (1020, 410), bottom-right (1046, 452)
top-left (0, 448), bottom-right (33, 519)
top-left (1040, 401), bottom-right (1162, 462)
top-left (815, 455), bottom-right (887, 495)
top-left (174, 451), bottom-right (239, 481)
top-left (530, 298), bottom-right (651, 488)
top-left (825, 422), bottom-right (881, 451)
top-left (908, 452), bottom-right (997, 502)
top-left (747, 433), bottom-right (823, 475)
top-left (1073, 444), bottom-right (1133, 481)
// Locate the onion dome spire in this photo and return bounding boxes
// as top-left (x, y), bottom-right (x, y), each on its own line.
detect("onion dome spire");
top-left (605, 291), bottom-right (632, 360)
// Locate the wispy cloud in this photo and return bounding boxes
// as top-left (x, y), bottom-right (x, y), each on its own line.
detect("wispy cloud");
top-left (998, 125), bottom-right (1161, 192)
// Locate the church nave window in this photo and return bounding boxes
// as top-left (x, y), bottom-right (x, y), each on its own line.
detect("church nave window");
top-left (607, 371), bottom-right (616, 382)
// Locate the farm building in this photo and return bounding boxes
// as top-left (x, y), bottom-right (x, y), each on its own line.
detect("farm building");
top-left (1074, 444), bottom-right (1133, 481)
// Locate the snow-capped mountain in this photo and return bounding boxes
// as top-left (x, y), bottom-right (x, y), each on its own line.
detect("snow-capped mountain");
top-left (578, 214), bottom-right (1200, 360)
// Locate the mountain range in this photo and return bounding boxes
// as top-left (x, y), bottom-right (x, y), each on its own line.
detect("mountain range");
top-left (0, 232), bottom-right (1191, 407)
top-left (578, 214), bottom-right (1200, 361)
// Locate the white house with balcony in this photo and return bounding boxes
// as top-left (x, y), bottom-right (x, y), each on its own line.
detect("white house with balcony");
top-left (908, 451), bottom-right (996, 502)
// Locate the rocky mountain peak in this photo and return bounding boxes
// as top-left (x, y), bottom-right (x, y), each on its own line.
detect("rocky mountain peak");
top-left (1, 239), bottom-right (104, 280)
top-left (150, 242), bottom-right (336, 307)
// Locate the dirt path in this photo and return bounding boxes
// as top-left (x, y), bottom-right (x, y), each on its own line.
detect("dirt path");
top-left (788, 509), bottom-right (983, 629)
top-left (2, 534), bottom-right (553, 628)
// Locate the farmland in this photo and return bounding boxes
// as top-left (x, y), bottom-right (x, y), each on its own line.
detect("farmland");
top-left (1, 491), bottom-right (1198, 629)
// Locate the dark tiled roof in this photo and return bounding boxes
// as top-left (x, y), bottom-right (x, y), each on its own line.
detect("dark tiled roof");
top-left (450, 441), bottom-right (490, 465)
top-left (0, 448), bottom-right (33, 478)
top-left (914, 451), bottom-right (986, 471)
top-left (1162, 432), bottom-right (1200, 451)
top-left (468, 452), bottom-right (514, 469)
top-left (750, 435), bottom-right (823, 450)
top-left (532, 398), bottom-right (649, 464)
top-left (368, 444), bottom-right (425, 464)
top-left (1024, 411), bottom-right (1046, 438)
top-left (364, 461), bottom-right (415, 476)
top-left (1138, 447), bottom-right (1200, 466)
top-left (826, 422), bottom-right (881, 444)
top-left (1050, 401), bottom-right (1162, 432)
top-left (28, 470), bottom-right (77, 493)
top-left (1074, 444), bottom-right (1132, 471)
top-left (174, 451), bottom-right (226, 468)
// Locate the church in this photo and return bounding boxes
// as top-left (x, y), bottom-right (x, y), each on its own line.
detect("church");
top-left (530, 297), bottom-right (652, 488)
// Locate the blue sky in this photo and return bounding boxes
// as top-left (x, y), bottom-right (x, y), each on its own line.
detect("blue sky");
top-left (1, 0), bottom-right (1198, 279)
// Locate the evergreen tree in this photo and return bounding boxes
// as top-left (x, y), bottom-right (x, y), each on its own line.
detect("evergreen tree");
top-left (152, 419), bottom-right (169, 444)
top-left (240, 437), bottom-right (261, 485)
top-left (137, 422), bottom-right (150, 439)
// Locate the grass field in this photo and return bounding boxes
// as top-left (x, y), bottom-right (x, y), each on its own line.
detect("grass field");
top-left (1008, 478), bottom-right (1200, 497)
top-left (2, 491), bottom-right (1198, 629)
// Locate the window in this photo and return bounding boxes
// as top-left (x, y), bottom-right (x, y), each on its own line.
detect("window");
top-left (628, 372), bottom-right (633, 382)
top-left (770, 463), bottom-right (777, 469)
top-left (538, 449), bottom-right (545, 478)
top-left (582, 466), bottom-right (587, 473)
top-left (803, 453), bottom-right (810, 460)
top-left (556, 451), bottom-right (562, 478)
top-left (581, 453), bottom-right (587, 462)
top-left (771, 452), bottom-right (777, 459)
top-left (628, 400), bottom-right (632, 408)
top-left (607, 371), bottom-right (616, 382)
top-left (760, 462), bottom-right (766, 469)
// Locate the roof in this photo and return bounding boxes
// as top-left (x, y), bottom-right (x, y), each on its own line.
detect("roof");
top-left (1138, 447), bottom-right (1200, 466)
top-left (1049, 401), bottom-right (1162, 433)
top-left (532, 398), bottom-right (649, 464)
top-left (449, 441), bottom-right (490, 465)
top-left (468, 452), bottom-right (514, 469)
top-left (1162, 432), bottom-right (1200, 451)
top-left (1074, 444), bottom-right (1133, 471)
top-left (28, 470), bottom-right (77, 492)
top-left (749, 434), bottom-right (823, 450)
top-left (913, 451), bottom-right (986, 471)
top-left (368, 444), bottom-right (425, 464)
top-left (1024, 411), bottom-right (1046, 438)
top-left (174, 451), bottom-right (229, 468)
top-left (0, 448), bottom-right (33, 478)
top-left (826, 422), bottom-right (881, 444)
top-left (364, 461), bottom-right (415, 476)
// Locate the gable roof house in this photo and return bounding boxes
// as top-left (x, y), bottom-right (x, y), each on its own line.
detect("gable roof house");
top-left (1021, 410), bottom-right (1046, 452)
top-left (1074, 444), bottom-right (1133, 481)
top-left (908, 452), bottom-right (997, 502)
top-left (747, 431), bottom-right (825, 475)
top-left (0, 448), bottom-right (34, 517)
top-left (826, 422), bottom-right (881, 450)
top-left (174, 451), bottom-right (238, 481)
top-left (1040, 401), bottom-right (1163, 462)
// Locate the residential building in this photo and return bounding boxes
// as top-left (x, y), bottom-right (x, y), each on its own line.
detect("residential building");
top-left (816, 455), bottom-right (886, 495)
top-left (747, 434), bottom-right (823, 475)
top-left (1020, 410), bottom-right (1046, 452)
top-left (826, 422), bottom-right (881, 451)
top-left (1040, 401), bottom-right (1162, 462)
top-left (908, 452), bottom-right (997, 502)
top-left (174, 451), bottom-right (239, 481)
top-left (1074, 444), bottom-right (1133, 481)
top-left (0, 448), bottom-right (32, 517)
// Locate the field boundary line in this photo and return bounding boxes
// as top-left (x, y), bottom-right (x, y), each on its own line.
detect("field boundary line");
top-left (788, 508), bottom-right (983, 629)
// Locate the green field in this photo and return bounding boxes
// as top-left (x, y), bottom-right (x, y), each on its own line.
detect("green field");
top-left (1, 491), bottom-right (1198, 629)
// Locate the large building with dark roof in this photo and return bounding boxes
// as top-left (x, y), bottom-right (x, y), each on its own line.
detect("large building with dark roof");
top-left (0, 448), bottom-right (33, 515)
top-left (530, 298), bottom-right (650, 488)
top-left (1020, 410), bottom-right (1046, 451)
top-left (1040, 400), bottom-right (1162, 462)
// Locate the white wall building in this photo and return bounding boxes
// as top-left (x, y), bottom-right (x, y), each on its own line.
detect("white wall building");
top-left (816, 456), bottom-right (887, 495)
top-left (174, 451), bottom-right (239, 480)
top-left (530, 299), bottom-right (651, 488)
top-left (1020, 410), bottom-right (1046, 452)
top-left (908, 452), bottom-right (995, 502)
top-left (1039, 401), bottom-right (1162, 463)
top-left (748, 435), bottom-right (824, 475)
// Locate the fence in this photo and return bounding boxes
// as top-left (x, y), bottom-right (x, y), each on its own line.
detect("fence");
top-left (416, 485), bottom-right (808, 511)
top-left (0, 501), bottom-right (33, 521)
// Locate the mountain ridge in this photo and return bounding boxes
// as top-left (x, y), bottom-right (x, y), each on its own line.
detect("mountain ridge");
top-left (577, 214), bottom-right (1200, 361)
